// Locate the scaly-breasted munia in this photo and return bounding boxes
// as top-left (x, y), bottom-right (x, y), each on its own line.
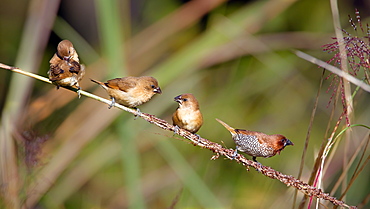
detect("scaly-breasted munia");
top-left (172, 93), bottom-right (203, 134)
top-left (90, 76), bottom-right (162, 109)
top-left (48, 40), bottom-right (85, 96)
top-left (216, 118), bottom-right (293, 162)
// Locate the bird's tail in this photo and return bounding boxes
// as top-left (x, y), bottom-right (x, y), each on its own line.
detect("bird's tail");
top-left (90, 78), bottom-right (107, 89)
top-left (215, 118), bottom-right (237, 134)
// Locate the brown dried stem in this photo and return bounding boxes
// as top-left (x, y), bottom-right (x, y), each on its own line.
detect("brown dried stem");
top-left (0, 63), bottom-right (357, 209)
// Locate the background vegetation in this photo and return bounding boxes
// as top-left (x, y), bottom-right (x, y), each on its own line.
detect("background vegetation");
top-left (0, 0), bottom-right (369, 208)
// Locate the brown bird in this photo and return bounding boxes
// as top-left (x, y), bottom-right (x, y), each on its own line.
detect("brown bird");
top-left (48, 40), bottom-right (85, 96)
top-left (90, 76), bottom-right (162, 109)
top-left (172, 93), bottom-right (203, 134)
top-left (216, 118), bottom-right (293, 162)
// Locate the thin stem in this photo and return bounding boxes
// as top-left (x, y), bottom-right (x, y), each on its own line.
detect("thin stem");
top-left (293, 50), bottom-right (370, 93)
top-left (293, 69), bottom-right (324, 209)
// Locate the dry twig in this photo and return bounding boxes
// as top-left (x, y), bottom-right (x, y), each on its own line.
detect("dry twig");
top-left (0, 63), bottom-right (357, 209)
top-left (294, 50), bottom-right (370, 93)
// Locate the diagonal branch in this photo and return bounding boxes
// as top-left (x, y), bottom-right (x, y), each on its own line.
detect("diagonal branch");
top-left (294, 50), bottom-right (370, 93)
top-left (0, 63), bottom-right (357, 209)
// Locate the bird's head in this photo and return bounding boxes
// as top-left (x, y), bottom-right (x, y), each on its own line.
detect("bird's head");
top-left (174, 93), bottom-right (199, 109)
top-left (56, 40), bottom-right (78, 62)
top-left (142, 76), bottom-right (162, 94)
top-left (272, 135), bottom-right (293, 155)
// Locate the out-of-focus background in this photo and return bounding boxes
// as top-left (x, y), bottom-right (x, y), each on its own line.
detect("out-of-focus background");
top-left (0, 0), bottom-right (369, 208)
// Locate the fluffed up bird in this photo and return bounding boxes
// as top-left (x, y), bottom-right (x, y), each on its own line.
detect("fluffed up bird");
top-left (172, 93), bottom-right (203, 134)
top-left (216, 118), bottom-right (293, 162)
top-left (90, 76), bottom-right (162, 110)
top-left (48, 40), bottom-right (85, 97)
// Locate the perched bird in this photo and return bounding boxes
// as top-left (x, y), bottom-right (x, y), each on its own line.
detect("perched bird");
top-left (172, 93), bottom-right (203, 134)
top-left (48, 40), bottom-right (85, 96)
top-left (90, 76), bottom-right (162, 109)
top-left (216, 118), bottom-right (293, 162)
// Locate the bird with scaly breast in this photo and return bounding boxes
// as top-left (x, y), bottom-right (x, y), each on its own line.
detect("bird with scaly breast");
top-left (216, 118), bottom-right (293, 162)
top-left (172, 93), bottom-right (203, 134)
top-left (90, 76), bottom-right (162, 110)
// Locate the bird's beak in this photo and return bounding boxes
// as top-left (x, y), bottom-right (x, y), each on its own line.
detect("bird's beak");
top-left (174, 95), bottom-right (182, 103)
top-left (285, 139), bottom-right (294, 146)
top-left (154, 87), bottom-right (162, 94)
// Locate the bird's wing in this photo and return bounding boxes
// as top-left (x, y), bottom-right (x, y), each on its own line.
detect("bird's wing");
top-left (106, 77), bottom-right (136, 92)
top-left (68, 61), bottom-right (81, 74)
top-left (172, 110), bottom-right (182, 126)
top-left (237, 130), bottom-right (266, 145)
top-left (76, 64), bottom-right (85, 81)
top-left (49, 65), bottom-right (64, 76)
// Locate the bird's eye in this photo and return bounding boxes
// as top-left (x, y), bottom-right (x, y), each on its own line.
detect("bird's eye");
top-left (183, 98), bottom-right (188, 102)
top-left (151, 85), bottom-right (155, 88)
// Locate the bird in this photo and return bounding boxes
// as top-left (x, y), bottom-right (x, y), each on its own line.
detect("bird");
top-left (48, 40), bottom-right (85, 97)
top-left (90, 76), bottom-right (162, 110)
top-left (215, 118), bottom-right (293, 162)
top-left (172, 93), bottom-right (203, 134)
